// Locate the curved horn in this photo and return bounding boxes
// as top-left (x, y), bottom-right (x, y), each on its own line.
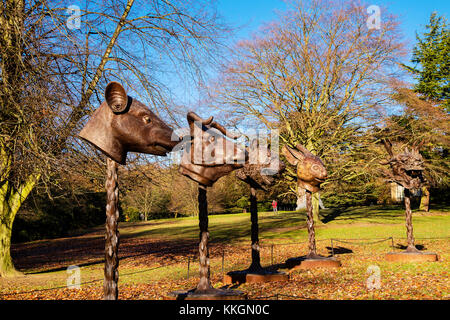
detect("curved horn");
top-left (105, 82), bottom-right (128, 113)
top-left (187, 111), bottom-right (213, 125)
top-left (186, 111), bottom-right (213, 136)
top-left (209, 121), bottom-right (241, 139)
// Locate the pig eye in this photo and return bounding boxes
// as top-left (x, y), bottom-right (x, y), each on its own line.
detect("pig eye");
top-left (143, 115), bottom-right (151, 124)
top-left (312, 164), bottom-right (319, 171)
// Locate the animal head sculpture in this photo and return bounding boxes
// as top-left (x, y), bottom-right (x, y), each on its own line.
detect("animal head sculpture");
top-left (282, 144), bottom-right (327, 193)
top-left (179, 111), bottom-right (247, 186)
top-left (79, 82), bottom-right (179, 164)
top-left (380, 139), bottom-right (425, 190)
top-left (235, 139), bottom-right (286, 191)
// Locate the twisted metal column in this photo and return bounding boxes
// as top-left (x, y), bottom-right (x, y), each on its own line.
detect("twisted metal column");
top-left (249, 187), bottom-right (262, 272)
top-left (306, 190), bottom-right (317, 258)
top-left (104, 158), bottom-right (120, 300)
top-left (196, 184), bottom-right (212, 291)
top-left (404, 189), bottom-right (417, 252)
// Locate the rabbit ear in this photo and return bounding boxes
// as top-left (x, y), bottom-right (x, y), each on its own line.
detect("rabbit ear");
top-left (105, 82), bottom-right (128, 113)
top-left (295, 144), bottom-right (314, 157)
top-left (381, 138), bottom-right (394, 157)
top-left (282, 145), bottom-right (304, 166)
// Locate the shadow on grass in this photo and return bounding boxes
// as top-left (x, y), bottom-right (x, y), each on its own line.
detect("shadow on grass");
top-left (13, 234), bottom-right (198, 275)
top-left (320, 205), bottom-right (405, 224)
top-left (122, 213), bottom-right (307, 244)
top-left (12, 204), bottom-right (444, 276)
top-left (394, 244), bottom-right (427, 251)
top-left (12, 212), bottom-right (307, 275)
top-left (326, 246), bottom-right (353, 255)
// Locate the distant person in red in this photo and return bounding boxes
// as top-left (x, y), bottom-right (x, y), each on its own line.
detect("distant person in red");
top-left (272, 200), bottom-right (278, 213)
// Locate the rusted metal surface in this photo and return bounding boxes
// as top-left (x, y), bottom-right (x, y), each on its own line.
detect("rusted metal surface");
top-left (305, 190), bottom-right (318, 258)
top-left (104, 158), bottom-right (119, 300)
top-left (282, 144), bottom-right (327, 258)
top-left (179, 111), bottom-right (247, 186)
top-left (380, 139), bottom-right (425, 190)
top-left (234, 140), bottom-right (286, 272)
top-left (404, 189), bottom-right (416, 252)
top-left (249, 187), bottom-right (261, 271)
top-left (79, 82), bottom-right (179, 165)
top-left (380, 139), bottom-right (426, 252)
top-left (282, 144), bottom-right (327, 193)
top-left (196, 185), bottom-right (212, 292)
top-left (78, 82), bottom-right (179, 300)
top-left (178, 112), bottom-right (246, 295)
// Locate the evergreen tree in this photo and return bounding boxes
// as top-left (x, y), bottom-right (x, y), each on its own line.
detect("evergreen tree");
top-left (405, 12), bottom-right (450, 111)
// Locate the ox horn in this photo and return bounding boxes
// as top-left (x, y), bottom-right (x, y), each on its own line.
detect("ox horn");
top-left (209, 121), bottom-right (241, 139)
top-left (187, 111), bottom-right (213, 125)
top-left (187, 111), bottom-right (213, 136)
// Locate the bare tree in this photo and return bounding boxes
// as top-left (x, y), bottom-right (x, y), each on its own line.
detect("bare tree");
top-left (0, 0), bottom-right (227, 276)
top-left (209, 0), bottom-right (405, 221)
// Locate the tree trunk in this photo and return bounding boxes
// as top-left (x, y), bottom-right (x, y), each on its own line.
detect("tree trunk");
top-left (312, 192), bottom-right (321, 223)
top-left (196, 184), bottom-right (212, 291)
top-left (404, 189), bottom-right (418, 252)
top-left (0, 217), bottom-right (17, 277)
top-left (0, 175), bottom-right (37, 277)
top-left (419, 186), bottom-right (430, 212)
top-left (104, 158), bottom-right (120, 300)
top-left (305, 190), bottom-right (318, 258)
top-left (296, 187), bottom-right (306, 210)
top-left (248, 187), bottom-right (262, 272)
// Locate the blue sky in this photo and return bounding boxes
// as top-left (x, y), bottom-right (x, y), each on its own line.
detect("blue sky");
top-left (217, 0), bottom-right (449, 57)
top-left (157, 1), bottom-right (449, 113)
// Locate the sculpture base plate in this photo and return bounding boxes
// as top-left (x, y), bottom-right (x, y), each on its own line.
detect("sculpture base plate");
top-left (223, 269), bottom-right (289, 284)
top-left (286, 256), bottom-right (342, 270)
top-left (385, 251), bottom-right (438, 262)
top-left (164, 288), bottom-right (247, 300)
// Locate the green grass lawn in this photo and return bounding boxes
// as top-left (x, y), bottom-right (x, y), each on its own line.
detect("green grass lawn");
top-left (118, 205), bottom-right (450, 243)
top-left (1, 205), bottom-right (449, 300)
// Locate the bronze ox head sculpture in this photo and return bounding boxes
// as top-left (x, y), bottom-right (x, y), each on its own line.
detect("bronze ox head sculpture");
top-left (236, 139), bottom-right (286, 191)
top-left (179, 111), bottom-right (247, 186)
top-left (282, 144), bottom-right (327, 193)
top-left (79, 82), bottom-right (179, 164)
top-left (380, 139), bottom-right (425, 190)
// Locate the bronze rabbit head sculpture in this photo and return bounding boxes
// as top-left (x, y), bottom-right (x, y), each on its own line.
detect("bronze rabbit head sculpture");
top-left (282, 144), bottom-right (327, 193)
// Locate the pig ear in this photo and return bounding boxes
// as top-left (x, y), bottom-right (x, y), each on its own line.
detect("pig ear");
top-left (282, 145), bottom-right (303, 166)
top-left (105, 82), bottom-right (128, 113)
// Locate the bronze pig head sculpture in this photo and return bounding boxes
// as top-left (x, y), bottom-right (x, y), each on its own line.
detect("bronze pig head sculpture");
top-left (79, 82), bottom-right (179, 164)
top-left (282, 144), bottom-right (327, 193)
top-left (380, 139), bottom-right (425, 190)
top-left (236, 139), bottom-right (286, 191)
top-left (179, 111), bottom-right (247, 186)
